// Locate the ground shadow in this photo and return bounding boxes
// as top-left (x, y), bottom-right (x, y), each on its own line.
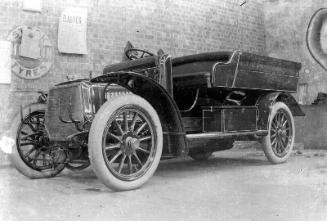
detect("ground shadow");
top-left (60, 152), bottom-right (269, 188)
top-left (156, 155), bottom-right (269, 173)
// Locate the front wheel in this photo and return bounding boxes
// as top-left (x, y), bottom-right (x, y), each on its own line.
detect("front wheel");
top-left (88, 94), bottom-right (163, 191)
top-left (261, 102), bottom-right (295, 164)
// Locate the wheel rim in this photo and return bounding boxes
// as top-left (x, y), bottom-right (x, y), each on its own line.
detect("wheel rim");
top-left (102, 105), bottom-right (157, 181)
top-left (17, 111), bottom-right (65, 171)
top-left (270, 109), bottom-right (293, 158)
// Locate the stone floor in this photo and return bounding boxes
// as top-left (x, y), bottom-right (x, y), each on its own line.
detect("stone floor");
top-left (0, 149), bottom-right (326, 221)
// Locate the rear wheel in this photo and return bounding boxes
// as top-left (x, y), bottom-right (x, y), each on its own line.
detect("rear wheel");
top-left (88, 95), bottom-right (163, 191)
top-left (9, 104), bottom-right (66, 178)
top-left (261, 102), bottom-right (295, 164)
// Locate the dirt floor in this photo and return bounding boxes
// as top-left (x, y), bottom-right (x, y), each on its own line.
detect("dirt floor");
top-left (0, 149), bottom-right (326, 221)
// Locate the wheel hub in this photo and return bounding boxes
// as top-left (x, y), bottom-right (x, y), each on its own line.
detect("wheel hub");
top-left (38, 133), bottom-right (49, 147)
top-left (122, 136), bottom-right (140, 156)
top-left (276, 128), bottom-right (286, 138)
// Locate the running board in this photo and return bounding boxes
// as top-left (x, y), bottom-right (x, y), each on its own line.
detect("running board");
top-left (186, 130), bottom-right (268, 141)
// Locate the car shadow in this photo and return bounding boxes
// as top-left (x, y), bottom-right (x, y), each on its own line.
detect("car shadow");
top-left (156, 155), bottom-right (269, 173)
top-left (60, 153), bottom-right (269, 189)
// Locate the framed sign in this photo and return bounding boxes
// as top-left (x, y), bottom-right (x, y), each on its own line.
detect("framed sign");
top-left (7, 26), bottom-right (54, 80)
top-left (58, 7), bottom-right (88, 54)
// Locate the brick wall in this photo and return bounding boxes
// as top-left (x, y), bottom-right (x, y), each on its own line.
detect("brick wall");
top-left (263, 0), bottom-right (327, 104)
top-left (0, 0), bottom-right (266, 135)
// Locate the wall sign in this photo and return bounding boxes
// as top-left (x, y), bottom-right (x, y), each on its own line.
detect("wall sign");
top-left (58, 7), bottom-right (88, 54)
top-left (8, 26), bottom-right (54, 80)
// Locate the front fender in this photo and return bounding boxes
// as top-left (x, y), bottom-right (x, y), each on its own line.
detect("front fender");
top-left (91, 72), bottom-right (187, 156)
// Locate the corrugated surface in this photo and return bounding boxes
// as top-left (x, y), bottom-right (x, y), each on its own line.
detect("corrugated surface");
top-left (45, 83), bottom-right (83, 141)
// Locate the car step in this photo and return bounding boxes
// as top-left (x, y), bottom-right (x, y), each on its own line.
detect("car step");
top-left (186, 130), bottom-right (268, 141)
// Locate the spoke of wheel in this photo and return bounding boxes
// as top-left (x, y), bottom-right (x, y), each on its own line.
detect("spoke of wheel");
top-left (123, 112), bottom-right (128, 132)
top-left (20, 130), bottom-right (28, 135)
top-left (109, 150), bottom-right (122, 164)
top-left (278, 114), bottom-right (283, 127)
top-left (20, 142), bottom-right (35, 146)
top-left (21, 133), bottom-right (38, 141)
top-left (130, 112), bottom-right (138, 132)
top-left (128, 155), bottom-right (133, 174)
top-left (280, 114), bottom-right (285, 126)
top-left (272, 141), bottom-right (278, 152)
top-left (135, 122), bottom-right (147, 136)
top-left (271, 133), bottom-right (276, 138)
top-left (24, 147), bottom-right (36, 158)
top-left (26, 122), bottom-right (36, 132)
top-left (118, 154), bottom-right (126, 173)
top-left (141, 51), bottom-right (145, 58)
top-left (137, 147), bottom-right (150, 154)
top-left (272, 119), bottom-right (277, 129)
top-left (280, 137), bottom-right (287, 150)
top-left (104, 143), bottom-right (120, 151)
top-left (32, 150), bottom-right (41, 164)
top-left (279, 140), bottom-right (285, 153)
top-left (21, 136), bottom-right (33, 142)
top-left (139, 136), bottom-right (151, 142)
top-left (278, 139), bottom-right (284, 152)
top-left (133, 152), bottom-right (143, 166)
top-left (108, 133), bottom-right (122, 142)
top-left (276, 140), bottom-right (280, 153)
top-left (282, 119), bottom-right (288, 128)
top-left (271, 137), bottom-right (277, 146)
top-left (113, 120), bottom-right (124, 135)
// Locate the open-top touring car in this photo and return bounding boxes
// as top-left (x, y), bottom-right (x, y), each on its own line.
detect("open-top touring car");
top-left (9, 47), bottom-right (304, 191)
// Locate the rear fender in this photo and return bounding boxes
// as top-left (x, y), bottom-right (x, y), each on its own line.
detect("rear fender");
top-left (256, 92), bottom-right (305, 130)
top-left (91, 72), bottom-right (187, 156)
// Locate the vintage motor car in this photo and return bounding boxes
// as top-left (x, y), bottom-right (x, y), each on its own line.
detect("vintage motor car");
top-left (9, 47), bottom-right (304, 191)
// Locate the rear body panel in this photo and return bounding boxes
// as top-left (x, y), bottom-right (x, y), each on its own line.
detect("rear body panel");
top-left (172, 51), bottom-right (301, 92)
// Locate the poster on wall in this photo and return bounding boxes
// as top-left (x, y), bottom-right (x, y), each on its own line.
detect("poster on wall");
top-left (0, 41), bottom-right (11, 84)
top-left (58, 7), bottom-right (88, 54)
top-left (8, 26), bottom-right (54, 80)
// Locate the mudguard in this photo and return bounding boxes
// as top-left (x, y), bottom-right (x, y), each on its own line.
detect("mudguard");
top-left (256, 92), bottom-right (305, 131)
top-left (91, 72), bottom-right (187, 155)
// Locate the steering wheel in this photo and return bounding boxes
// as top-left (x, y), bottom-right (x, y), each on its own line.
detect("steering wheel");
top-left (125, 48), bottom-right (154, 60)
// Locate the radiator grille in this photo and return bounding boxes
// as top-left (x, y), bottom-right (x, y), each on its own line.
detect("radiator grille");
top-left (45, 82), bottom-right (130, 141)
top-left (45, 83), bottom-right (84, 141)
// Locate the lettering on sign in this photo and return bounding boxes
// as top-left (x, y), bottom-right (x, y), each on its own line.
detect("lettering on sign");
top-left (7, 26), bottom-right (54, 80)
